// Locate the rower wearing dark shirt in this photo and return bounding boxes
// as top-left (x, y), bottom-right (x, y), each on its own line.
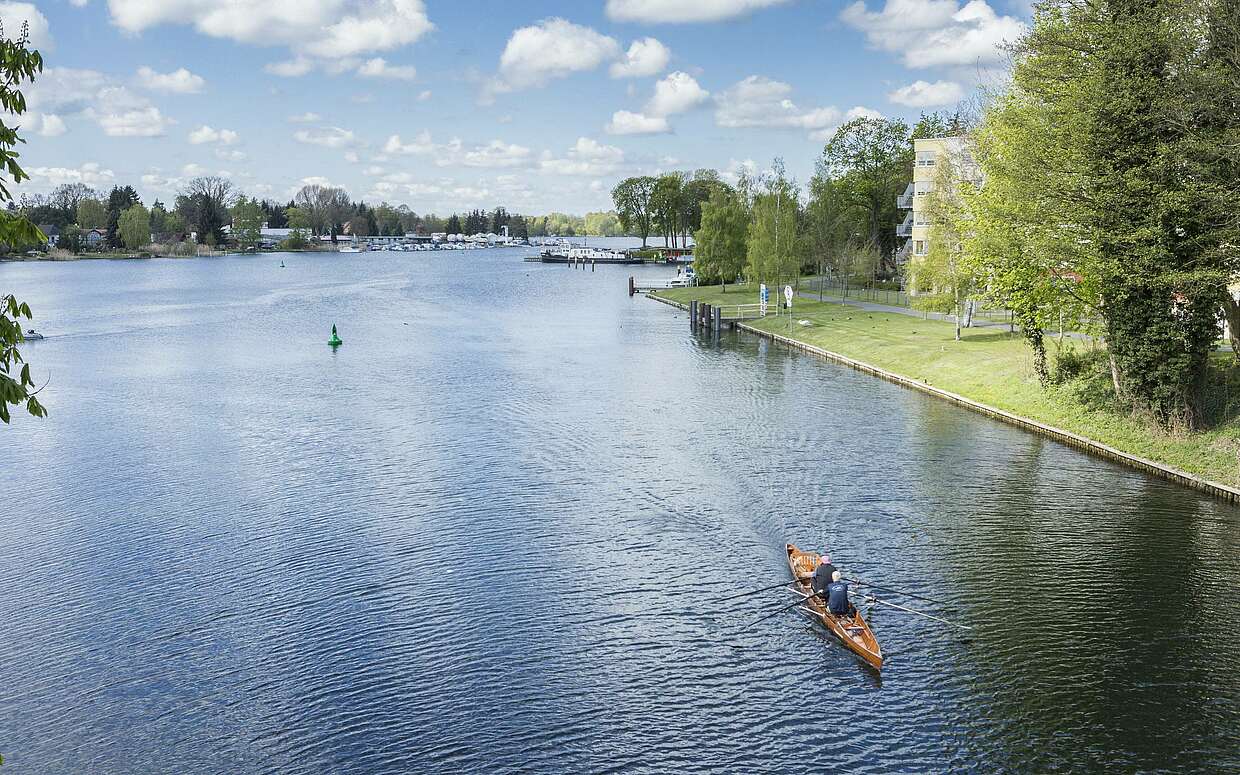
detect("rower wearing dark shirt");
top-left (826, 571), bottom-right (854, 617)
top-left (811, 554), bottom-right (836, 597)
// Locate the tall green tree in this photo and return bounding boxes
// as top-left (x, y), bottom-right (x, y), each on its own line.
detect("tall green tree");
top-left (651, 173), bottom-right (685, 248)
top-left (118, 203), bottom-right (151, 249)
top-left (612, 176), bottom-right (656, 248)
top-left (693, 186), bottom-right (749, 288)
top-left (105, 185), bottom-right (140, 248)
top-left (76, 197), bottom-right (106, 229)
top-left (910, 156), bottom-right (979, 342)
top-left (0, 21), bottom-right (48, 424)
top-left (231, 196), bottom-right (263, 248)
top-left (819, 117), bottom-right (911, 274)
top-left (746, 159), bottom-right (802, 287)
top-left (983, 0), bottom-right (1237, 426)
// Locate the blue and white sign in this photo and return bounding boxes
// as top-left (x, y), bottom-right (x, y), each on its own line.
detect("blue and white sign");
top-left (760, 284), bottom-right (769, 316)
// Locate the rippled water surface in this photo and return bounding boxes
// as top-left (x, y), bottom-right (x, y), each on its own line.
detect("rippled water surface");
top-left (2, 249), bottom-right (1239, 774)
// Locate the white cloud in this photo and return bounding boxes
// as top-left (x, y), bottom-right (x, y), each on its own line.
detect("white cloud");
top-left (293, 126), bottom-right (356, 148)
top-left (605, 109), bottom-right (670, 135)
top-left (28, 162), bottom-right (114, 189)
top-left (344, 150), bottom-right (360, 163)
top-left (715, 76), bottom-right (842, 134)
top-left (108, 0), bottom-right (433, 61)
top-left (188, 125), bottom-right (239, 145)
top-left (807, 106), bottom-right (884, 140)
top-left (0, 2), bottom-right (52, 48)
top-left (609, 37), bottom-right (670, 78)
top-left (265, 57), bottom-right (314, 77)
top-left (215, 148), bottom-right (247, 162)
top-left (181, 163), bottom-right (207, 177)
top-left (606, 0), bottom-right (791, 23)
top-left (840, 0), bottom-right (1025, 68)
top-left (289, 112), bottom-right (322, 123)
top-left (385, 131), bottom-right (435, 155)
top-left (457, 140), bottom-right (532, 168)
top-left (486, 18), bottom-right (619, 98)
top-left (539, 137), bottom-right (625, 176)
top-left (22, 67), bottom-right (175, 137)
top-left (887, 79), bottom-right (965, 107)
top-left (94, 102), bottom-right (172, 137)
top-left (721, 158), bottom-right (758, 185)
top-left (357, 57), bottom-right (417, 80)
top-left (417, 89), bottom-right (432, 101)
top-left (646, 71), bottom-right (709, 116)
top-left (136, 66), bottom-right (205, 93)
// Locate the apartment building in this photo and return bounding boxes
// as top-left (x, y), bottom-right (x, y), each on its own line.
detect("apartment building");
top-left (895, 136), bottom-right (981, 266)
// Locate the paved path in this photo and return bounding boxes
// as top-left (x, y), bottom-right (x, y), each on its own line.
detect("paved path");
top-left (792, 286), bottom-right (1017, 330)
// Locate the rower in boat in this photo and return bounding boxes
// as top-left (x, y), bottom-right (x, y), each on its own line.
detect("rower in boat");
top-left (811, 554), bottom-right (835, 598)
top-left (826, 571), bottom-right (855, 618)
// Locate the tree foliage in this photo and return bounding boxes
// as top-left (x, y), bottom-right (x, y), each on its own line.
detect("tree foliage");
top-left (118, 203), bottom-right (151, 250)
top-left (693, 185), bottom-right (749, 286)
top-left (746, 160), bottom-right (802, 286)
top-left (0, 21), bottom-right (47, 423)
top-left (611, 176), bottom-right (656, 247)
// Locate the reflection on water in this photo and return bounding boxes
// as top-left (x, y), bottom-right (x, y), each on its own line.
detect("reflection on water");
top-left (0, 249), bottom-right (1237, 774)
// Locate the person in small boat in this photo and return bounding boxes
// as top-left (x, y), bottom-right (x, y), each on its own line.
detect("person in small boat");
top-left (827, 571), bottom-right (854, 618)
top-left (812, 554), bottom-right (836, 597)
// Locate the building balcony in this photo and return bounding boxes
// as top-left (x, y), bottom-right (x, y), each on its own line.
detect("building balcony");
top-left (896, 183), bottom-right (914, 209)
top-left (894, 240), bottom-right (912, 263)
top-left (896, 212), bottom-right (913, 238)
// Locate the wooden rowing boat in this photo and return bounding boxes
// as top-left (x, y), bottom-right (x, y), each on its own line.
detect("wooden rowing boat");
top-left (786, 543), bottom-right (883, 670)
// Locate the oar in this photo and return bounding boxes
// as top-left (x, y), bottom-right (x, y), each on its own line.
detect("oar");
top-left (857, 593), bottom-right (973, 631)
top-left (740, 588), bottom-right (824, 631)
top-left (844, 577), bottom-right (955, 607)
top-left (719, 579), bottom-right (809, 602)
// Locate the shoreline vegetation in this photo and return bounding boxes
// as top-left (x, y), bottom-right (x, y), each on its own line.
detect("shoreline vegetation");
top-left (653, 284), bottom-right (1240, 495)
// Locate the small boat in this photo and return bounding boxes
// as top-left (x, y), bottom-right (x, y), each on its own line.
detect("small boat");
top-left (22, 329), bottom-right (44, 341)
top-left (786, 543), bottom-right (883, 670)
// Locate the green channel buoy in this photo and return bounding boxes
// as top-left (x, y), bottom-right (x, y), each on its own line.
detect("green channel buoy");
top-left (328, 324), bottom-right (343, 347)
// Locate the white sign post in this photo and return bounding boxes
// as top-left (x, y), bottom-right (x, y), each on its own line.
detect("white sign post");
top-left (783, 285), bottom-right (793, 309)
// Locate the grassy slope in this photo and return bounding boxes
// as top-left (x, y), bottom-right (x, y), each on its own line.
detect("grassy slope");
top-left (655, 284), bottom-right (1240, 487)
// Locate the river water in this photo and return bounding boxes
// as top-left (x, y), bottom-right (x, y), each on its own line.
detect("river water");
top-left (1, 247), bottom-right (1238, 774)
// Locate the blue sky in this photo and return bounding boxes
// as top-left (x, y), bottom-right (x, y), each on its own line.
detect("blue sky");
top-left (8, 0), bottom-right (1027, 215)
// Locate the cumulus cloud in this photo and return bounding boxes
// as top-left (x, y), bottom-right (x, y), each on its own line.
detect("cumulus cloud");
top-left (188, 125), bottom-right (238, 145)
top-left (293, 126), bottom-right (356, 148)
top-left (417, 89), bottom-right (432, 101)
top-left (214, 148), bottom-right (247, 162)
top-left (646, 71), bottom-right (709, 116)
top-left (715, 76), bottom-right (842, 131)
top-left (21, 67), bottom-right (173, 137)
top-left (605, 109), bottom-right (670, 135)
top-left (606, 0), bottom-right (791, 23)
top-left (357, 57), bottom-right (417, 80)
top-left (887, 79), bottom-right (965, 107)
top-left (28, 162), bottom-right (115, 190)
top-left (288, 112), bottom-right (322, 123)
top-left (609, 37), bottom-right (670, 78)
top-left (539, 137), bottom-right (625, 176)
top-left (485, 18), bottom-right (619, 99)
top-left (0, 2), bottom-right (52, 48)
top-left (107, 0), bottom-right (433, 62)
top-left (840, 0), bottom-right (1025, 69)
top-left (136, 66), bottom-right (205, 93)
top-left (384, 131), bottom-right (435, 155)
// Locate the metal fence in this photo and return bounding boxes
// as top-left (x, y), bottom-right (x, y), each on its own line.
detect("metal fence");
top-left (809, 278), bottom-right (913, 308)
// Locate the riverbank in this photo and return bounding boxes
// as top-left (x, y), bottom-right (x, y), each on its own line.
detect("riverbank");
top-left (652, 284), bottom-right (1240, 497)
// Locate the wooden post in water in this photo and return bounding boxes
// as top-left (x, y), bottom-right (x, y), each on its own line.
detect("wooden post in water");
top-left (628, 276), bottom-right (635, 297)
top-left (592, 260), bottom-right (596, 272)
top-left (690, 300), bottom-right (698, 330)
top-left (713, 305), bottom-right (722, 332)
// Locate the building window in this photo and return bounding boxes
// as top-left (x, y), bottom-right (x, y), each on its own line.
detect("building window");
top-left (915, 181), bottom-right (934, 196)
top-left (914, 240), bottom-right (926, 255)
top-left (916, 151), bottom-right (937, 167)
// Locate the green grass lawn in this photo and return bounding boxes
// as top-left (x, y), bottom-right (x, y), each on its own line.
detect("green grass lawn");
top-left (654, 283), bottom-right (1240, 488)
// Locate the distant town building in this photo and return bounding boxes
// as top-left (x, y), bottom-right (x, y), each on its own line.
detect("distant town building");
top-left (84, 228), bottom-right (107, 249)
top-left (37, 223), bottom-right (59, 250)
